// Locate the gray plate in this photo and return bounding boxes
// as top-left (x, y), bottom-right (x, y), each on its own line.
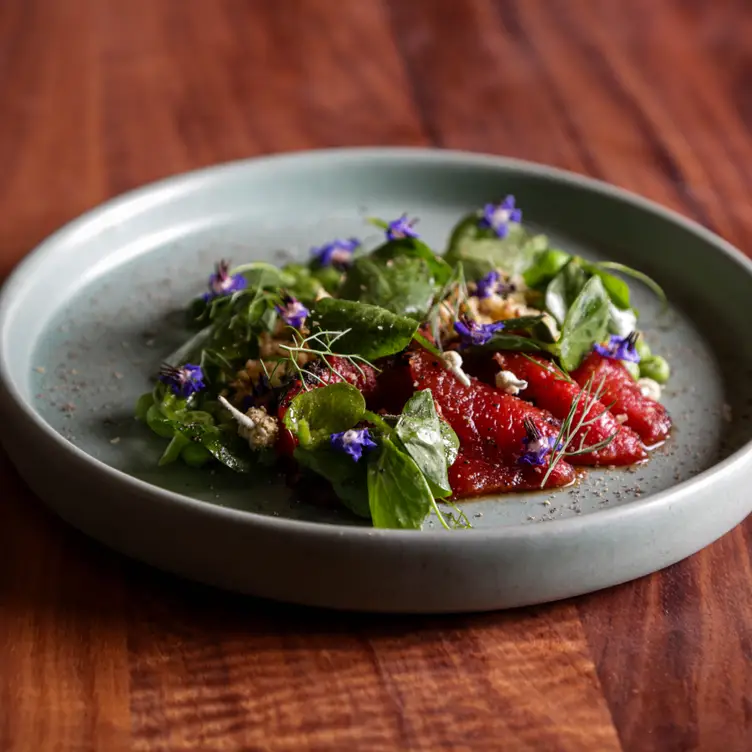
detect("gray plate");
top-left (1, 148), bottom-right (751, 613)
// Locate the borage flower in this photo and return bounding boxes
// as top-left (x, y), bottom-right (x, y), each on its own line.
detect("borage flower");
top-left (479, 196), bottom-right (522, 238)
top-left (331, 427), bottom-right (377, 462)
top-left (474, 270), bottom-right (514, 299)
top-left (311, 238), bottom-right (360, 268)
top-left (275, 294), bottom-right (309, 330)
top-left (453, 317), bottom-right (506, 348)
top-left (518, 418), bottom-right (561, 467)
top-left (593, 332), bottom-right (640, 363)
top-left (386, 214), bottom-right (419, 241)
top-left (158, 363), bottom-right (205, 398)
top-left (203, 260), bottom-right (247, 301)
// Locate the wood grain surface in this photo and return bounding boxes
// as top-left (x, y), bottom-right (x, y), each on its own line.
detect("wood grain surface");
top-left (1, 1), bottom-right (751, 750)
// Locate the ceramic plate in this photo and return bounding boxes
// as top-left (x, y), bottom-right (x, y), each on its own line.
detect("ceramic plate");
top-left (2, 148), bottom-right (751, 613)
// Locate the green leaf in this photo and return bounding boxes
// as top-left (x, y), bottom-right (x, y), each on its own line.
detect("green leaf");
top-left (230, 261), bottom-right (295, 290)
top-left (545, 260), bottom-right (589, 325)
top-left (581, 261), bottom-right (631, 310)
top-left (395, 390), bottom-right (454, 498)
top-left (284, 382), bottom-right (365, 447)
top-left (372, 238), bottom-right (453, 287)
top-left (367, 437), bottom-right (433, 529)
top-left (338, 255), bottom-right (438, 319)
top-left (279, 263), bottom-right (324, 302)
top-left (312, 298), bottom-right (419, 360)
top-left (523, 249), bottom-right (572, 289)
top-left (159, 433), bottom-right (190, 466)
top-left (444, 214), bottom-right (547, 279)
top-left (475, 333), bottom-right (548, 353)
top-left (595, 261), bottom-right (668, 306)
top-left (557, 275), bottom-right (611, 371)
top-left (294, 446), bottom-right (371, 518)
top-left (440, 421), bottom-right (459, 468)
top-left (174, 422), bottom-right (255, 473)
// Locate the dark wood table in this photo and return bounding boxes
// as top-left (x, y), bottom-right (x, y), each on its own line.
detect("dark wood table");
top-left (2, 1), bottom-right (751, 749)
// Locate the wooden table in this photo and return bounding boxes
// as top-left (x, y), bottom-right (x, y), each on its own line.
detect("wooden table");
top-left (2, 1), bottom-right (751, 749)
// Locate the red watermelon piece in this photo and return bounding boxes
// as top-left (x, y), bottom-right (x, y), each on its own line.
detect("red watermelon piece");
top-left (571, 352), bottom-right (671, 446)
top-left (495, 353), bottom-right (647, 466)
top-left (408, 349), bottom-right (576, 498)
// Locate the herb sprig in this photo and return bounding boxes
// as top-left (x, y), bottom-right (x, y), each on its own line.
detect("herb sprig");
top-left (539, 374), bottom-right (619, 487)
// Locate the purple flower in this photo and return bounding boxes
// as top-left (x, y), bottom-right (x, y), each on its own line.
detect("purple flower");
top-left (159, 363), bottom-right (205, 398)
top-left (330, 427), bottom-right (377, 462)
top-left (518, 418), bottom-right (561, 467)
top-left (386, 214), bottom-right (419, 241)
top-left (479, 196), bottom-right (522, 238)
top-left (453, 317), bottom-right (506, 348)
top-left (593, 332), bottom-right (640, 363)
top-left (276, 294), bottom-right (309, 330)
top-left (203, 260), bottom-right (247, 302)
top-left (311, 238), bottom-right (360, 267)
top-left (474, 270), bottom-right (514, 299)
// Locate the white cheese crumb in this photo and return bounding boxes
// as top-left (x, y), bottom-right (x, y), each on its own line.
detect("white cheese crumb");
top-left (218, 395), bottom-right (279, 449)
top-left (494, 369), bottom-right (528, 395)
top-left (442, 350), bottom-right (471, 387)
top-left (637, 377), bottom-right (661, 401)
top-left (615, 413), bottom-right (628, 424)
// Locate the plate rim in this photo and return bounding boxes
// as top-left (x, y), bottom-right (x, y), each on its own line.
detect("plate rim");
top-left (2, 145), bottom-right (751, 542)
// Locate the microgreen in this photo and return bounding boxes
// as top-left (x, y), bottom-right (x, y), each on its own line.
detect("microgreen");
top-left (539, 374), bottom-right (619, 488)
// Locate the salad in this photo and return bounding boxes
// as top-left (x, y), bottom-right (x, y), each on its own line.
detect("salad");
top-left (135, 198), bottom-right (671, 530)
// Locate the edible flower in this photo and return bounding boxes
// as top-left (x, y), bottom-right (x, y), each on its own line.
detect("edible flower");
top-left (453, 317), bottom-right (506, 348)
top-left (474, 270), bottom-right (514, 299)
top-left (518, 418), bottom-right (560, 467)
top-left (330, 427), bottom-right (377, 462)
top-left (276, 294), bottom-right (309, 330)
top-left (593, 332), bottom-right (640, 363)
top-left (158, 363), bottom-right (205, 398)
top-left (386, 214), bottom-right (419, 240)
top-left (203, 260), bottom-right (247, 301)
top-left (311, 238), bottom-right (360, 267)
top-left (479, 196), bottom-right (522, 238)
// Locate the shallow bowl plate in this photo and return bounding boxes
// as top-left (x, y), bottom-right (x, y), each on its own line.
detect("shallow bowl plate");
top-left (2, 148), bottom-right (751, 613)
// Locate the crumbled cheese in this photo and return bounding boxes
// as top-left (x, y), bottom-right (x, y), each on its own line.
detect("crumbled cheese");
top-left (442, 350), bottom-right (471, 387)
top-left (494, 369), bottom-right (528, 395)
top-left (637, 377), bottom-right (661, 401)
top-left (615, 413), bottom-right (628, 424)
top-left (218, 395), bottom-right (279, 449)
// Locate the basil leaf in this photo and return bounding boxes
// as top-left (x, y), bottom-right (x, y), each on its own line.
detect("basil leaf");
top-left (523, 249), bottom-right (571, 289)
top-left (581, 261), bottom-right (631, 310)
top-left (312, 298), bottom-right (419, 360)
top-left (338, 255), bottom-right (438, 319)
top-left (476, 334), bottom-right (547, 353)
top-left (444, 215), bottom-right (547, 279)
top-left (230, 261), bottom-right (295, 290)
top-left (279, 263), bottom-right (325, 302)
top-left (595, 261), bottom-right (667, 305)
top-left (440, 421), bottom-right (459, 467)
top-left (545, 260), bottom-right (589, 325)
top-left (372, 238), bottom-right (453, 287)
top-left (557, 275), bottom-right (611, 371)
top-left (395, 390), bottom-right (453, 498)
top-left (367, 437), bottom-right (433, 529)
top-left (284, 382), bottom-right (365, 447)
top-left (293, 446), bottom-right (370, 518)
